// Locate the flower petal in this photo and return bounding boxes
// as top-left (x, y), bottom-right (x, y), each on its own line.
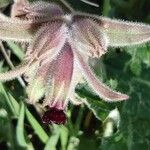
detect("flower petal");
top-left (75, 13), bottom-right (150, 47)
top-left (25, 62), bottom-right (46, 104)
top-left (26, 20), bottom-right (67, 62)
top-left (72, 18), bottom-right (108, 58)
top-left (26, 77), bottom-right (46, 104)
top-left (0, 13), bottom-right (34, 42)
top-left (68, 65), bottom-right (84, 105)
top-left (26, 21), bottom-right (68, 104)
top-left (11, 0), bottom-right (29, 18)
top-left (0, 1), bottom-right (62, 42)
top-left (43, 43), bottom-right (74, 110)
top-left (24, 47), bottom-right (62, 104)
top-left (11, 0), bottom-right (63, 19)
top-left (75, 51), bottom-right (129, 101)
top-left (99, 17), bottom-right (150, 47)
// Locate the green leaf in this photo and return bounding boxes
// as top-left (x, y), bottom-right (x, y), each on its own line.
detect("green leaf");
top-left (25, 109), bottom-right (49, 144)
top-left (0, 108), bottom-right (8, 141)
top-left (7, 93), bottom-right (20, 116)
top-left (0, 83), bottom-right (19, 116)
top-left (7, 41), bottom-right (25, 60)
top-left (16, 102), bottom-right (27, 148)
top-left (101, 45), bottom-right (150, 149)
top-left (0, 0), bottom-right (12, 9)
top-left (44, 125), bottom-right (60, 150)
top-left (102, 0), bottom-right (111, 16)
top-left (130, 59), bottom-right (142, 76)
top-left (0, 108), bottom-right (17, 149)
top-left (60, 126), bottom-right (69, 150)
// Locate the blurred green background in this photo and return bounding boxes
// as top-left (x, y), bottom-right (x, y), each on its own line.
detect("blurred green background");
top-left (0, 0), bottom-right (150, 149)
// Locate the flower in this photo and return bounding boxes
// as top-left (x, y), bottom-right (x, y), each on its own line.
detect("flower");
top-left (0, 0), bottom-right (150, 124)
top-left (24, 17), bottom-right (129, 124)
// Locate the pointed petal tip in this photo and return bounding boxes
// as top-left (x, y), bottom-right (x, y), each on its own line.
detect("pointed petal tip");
top-left (103, 93), bottom-right (129, 102)
top-left (116, 93), bottom-right (129, 101)
top-left (121, 94), bottom-right (129, 100)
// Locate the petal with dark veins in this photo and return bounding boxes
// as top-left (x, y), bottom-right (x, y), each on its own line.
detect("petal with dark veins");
top-left (26, 20), bottom-right (67, 62)
top-left (72, 18), bottom-right (108, 58)
top-left (43, 43), bottom-right (74, 110)
top-left (26, 20), bottom-right (68, 104)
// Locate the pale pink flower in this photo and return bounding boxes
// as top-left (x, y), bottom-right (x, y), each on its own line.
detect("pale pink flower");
top-left (0, 0), bottom-right (150, 124)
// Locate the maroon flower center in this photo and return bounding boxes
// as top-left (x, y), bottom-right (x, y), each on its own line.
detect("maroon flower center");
top-left (42, 108), bottom-right (67, 125)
